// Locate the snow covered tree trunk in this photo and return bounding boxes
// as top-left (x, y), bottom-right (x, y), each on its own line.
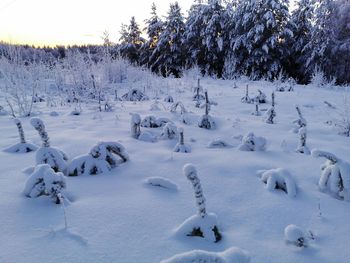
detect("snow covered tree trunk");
top-left (14, 118), bottom-right (26, 144)
top-left (179, 129), bottom-right (184, 145)
top-left (205, 91), bottom-right (209, 116)
top-left (30, 118), bottom-right (50, 147)
top-left (130, 113), bottom-right (141, 139)
top-left (183, 164), bottom-right (206, 218)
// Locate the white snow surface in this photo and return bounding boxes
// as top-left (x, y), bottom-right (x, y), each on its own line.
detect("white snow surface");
top-left (0, 78), bottom-right (350, 262)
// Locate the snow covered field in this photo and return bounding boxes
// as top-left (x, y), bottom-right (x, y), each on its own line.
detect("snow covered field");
top-left (0, 78), bottom-right (349, 263)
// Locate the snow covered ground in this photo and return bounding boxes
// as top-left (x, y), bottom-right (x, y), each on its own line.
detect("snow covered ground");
top-left (0, 78), bottom-right (349, 263)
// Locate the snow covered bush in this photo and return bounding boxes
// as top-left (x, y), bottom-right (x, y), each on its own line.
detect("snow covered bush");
top-left (334, 97), bottom-right (350, 137)
top-left (238, 132), bottom-right (266, 151)
top-left (198, 90), bottom-right (215, 129)
top-left (265, 92), bottom-right (276, 124)
top-left (193, 79), bottom-right (205, 105)
top-left (160, 247), bottom-right (250, 263)
top-left (173, 128), bottom-right (191, 153)
top-left (160, 123), bottom-right (178, 140)
top-left (67, 141), bottom-right (129, 176)
top-left (258, 168), bottom-right (297, 198)
top-left (292, 105), bottom-right (307, 133)
top-left (121, 88), bottom-right (149, 101)
top-left (296, 127), bottom-right (310, 155)
top-left (175, 164), bottom-right (221, 242)
top-left (4, 118), bottom-right (38, 153)
top-left (164, 95), bottom-right (174, 103)
top-left (312, 149), bottom-right (350, 201)
top-left (30, 117), bottom-right (68, 173)
top-left (141, 115), bottom-right (171, 128)
top-left (144, 177), bottom-right (178, 191)
top-left (207, 139), bottom-right (233, 149)
top-left (241, 85), bottom-right (252, 104)
top-left (284, 224), bottom-right (307, 248)
top-left (23, 164), bottom-right (66, 204)
top-left (255, 89), bottom-right (267, 104)
top-left (170, 101), bottom-right (187, 114)
top-left (251, 98), bottom-right (261, 116)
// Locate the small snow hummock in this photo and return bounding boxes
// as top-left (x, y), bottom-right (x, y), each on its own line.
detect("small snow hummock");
top-left (30, 117), bottom-right (68, 173)
top-left (3, 118), bottom-right (38, 153)
top-left (24, 164), bottom-right (66, 204)
top-left (284, 224), bottom-right (307, 248)
top-left (258, 168), bottom-right (297, 197)
top-left (174, 164), bottom-right (221, 242)
top-left (160, 247), bottom-right (250, 263)
top-left (207, 139), bottom-right (233, 149)
top-left (238, 132), bottom-right (267, 151)
top-left (312, 149), bottom-right (350, 201)
top-left (255, 89), bottom-right (267, 104)
top-left (173, 128), bottom-right (191, 153)
top-left (68, 141), bottom-right (129, 176)
top-left (160, 123), bottom-right (178, 140)
top-left (144, 177), bottom-right (178, 191)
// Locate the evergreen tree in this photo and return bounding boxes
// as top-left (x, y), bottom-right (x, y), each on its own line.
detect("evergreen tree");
top-left (150, 2), bottom-right (185, 77)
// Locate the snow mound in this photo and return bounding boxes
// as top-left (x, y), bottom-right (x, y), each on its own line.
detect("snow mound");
top-left (139, 131), bottom-right (157, 143)
top-left (4, 142), bottom-right (38, 153)
top-left (207, 139), bottom-right (233, 148)
top-left (160, 123), bottom-right (178, 140)
top-left (284, 224), bottom-right (307, 247)
top-left (238, 132), bottom-right (267, 151)
top-left (144, 177), bottom-right (178, 191)
top-left (161, 247), bottom-right (250, 263)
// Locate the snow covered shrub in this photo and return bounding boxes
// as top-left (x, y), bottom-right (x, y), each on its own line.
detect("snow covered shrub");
top-left (23, 164), bottom-right (66, 204)
top-left (207, 139), bottom-right (233, 149)
top-left (4, 118), bottom-right (38, 153)
top-left (251, 98), bottom-right (261, 116)
top-left (258, 168), bottom-right (297, 198)
top-left (160, 123), bottom-right (178, 140)
top-left (310, 67), bottom-right (327, 88)
top-left (30, 118), bottom-right (68, 173)
top-left (265, 92), bottom-right (276, 124)
top-left (160, 247), bottom-right (250, 263)
top-left (193, 79), bottom-right (205, 104)
top-left (238, 132), bottom-right (267, 151)
top-left (144, 177), bottom-right (178, 191)
top-left (67, 141), bottom-right (129, 176)
top-left (170, 101), bottom-right (187, 114)
top-left (312, 150), bottom-right (350, 201)
top-left (164, 95), bottom-right (174, 103)
top-left (121, 88), bottom-right (149, 101)
top-left (284, 224), bottom-right (307, 248)
top-left (173, 128), bottom-right (191, 153)
top-left (334, 97), bottom-right (350, 137)
top-left (175, 164), bottom-right (221, 242)
top-left (296, 127), bottom-right (310, 155)
top-left (255, 89), bottom-right (267, 103)
top-left (141, 116), bottom-right (172, 128)
top-left (130, 113), bottom-right (141, 139)
top-left (198, 91), bottom-right (215, 130)
top-left (241, 85), bottom-right (252, 103)
top-left (292, 105), bottom-right (307, 133)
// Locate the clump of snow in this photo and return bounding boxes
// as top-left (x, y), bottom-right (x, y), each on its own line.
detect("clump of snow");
top-left (173, 128), bottom-right (191, 153)
top-left (67, 141), bottom-right (129, 176)
top-left (284, 224), bottom-right (307, 248)
top-left (160, 122), bottom-right (178, 140)
top-left (23, 164), bottom-right (66, 204)
top-left (258, 168), bottom-right (297, 197)
top-left (312, 149), bottom-right (350, 201)
top-left (121, 88), bottom-right (149, 101)
top-left (238, 132), bottom-right (267, 151)
top-left (30, 117), bottom-right (68, 173)
top-left (144, 177), bottom-right (178, 191)
top-left (207, 139), bottom-right (233, 148)
top-left (161, 247), bottom-right (250, 263)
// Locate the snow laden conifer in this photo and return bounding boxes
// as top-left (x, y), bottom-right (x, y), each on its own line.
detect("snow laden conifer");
top-left (193, 79), bottom-right (205, 107)
top-left (68, 142), bottom-right (129, 176)
top-left (30, 118), bottom-right (68, 173)
top-left (265, 92), bottom-right (276, 124)
top-left (4, 118), bottom-right (38, 153)
top-left (296, 127), bottom-right (310, 155)
top-left (150, 2), bottom-right (185, 77)
top-left (292, 105), bottom-right (307, 133)
top-left (24, 164), bottom-right (66, 204)
top-left (175, 164), bottom-right (221, 242)
top-left (312, 149), bottom-right (350, 201)
top-left (198, 90), bottom-right (216, 129)
top-left (173, 128), bottom-right (191, 153)
top-left (252, 98), bottom-right (261, 116)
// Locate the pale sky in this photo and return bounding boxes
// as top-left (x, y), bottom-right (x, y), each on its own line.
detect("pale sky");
top-left (0, 0), bottom-right (296, 47)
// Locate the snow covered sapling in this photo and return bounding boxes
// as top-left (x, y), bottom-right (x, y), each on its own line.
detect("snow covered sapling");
top-left (130, 113), bottom-right (141, 139)
top-left (161, 247), bottom-right (250, 263)
top-left (238, 132), bottom-right (267, 151)
top-left (255, 89), bottom-right (267, 103)
top-left (170, 101), bottom-right (187, 114)
top-left (296, 127), bottom-right (310, 155)
top-left (141, 115), bottom-right (172, 128)
top-left (292, 105), bottom-right (307, 133)
top-left (121, 88), bottom-right (149, 101)
top-left (334, 97), bottom-right (350, 137)
top-left (30, 118), bottom-right (68, 173)
top-left (312, 150), bottom-right (350, 201)
top-left (68, 141), bottom-right (129, 176)
top-left (284, 225), bottom-right (307, 248)
top-left (4, 118), bottom-right (38, 153)
top-left (173, 128), bottom-right (191, 153)
top-left (258, 168), bottom-right (297, 197)
top-left (23, 164), bottom-right (66, 204)
top-left (198, 90), bottom-right (215, 129)
top-left (175, 164), bottom-right (221, 242)
top-left (193, 78), bottom-right (205, 107)
top-left (164, 95), bottom-right (174, 103)
top-left (160, 123), bottom-right (178, 140)
top-left (241, 85), bottom-right (252, 103)
top-left (265, 92), bottom-right (276, 124)
top-left (252, 98), bottom-right (261, 116)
